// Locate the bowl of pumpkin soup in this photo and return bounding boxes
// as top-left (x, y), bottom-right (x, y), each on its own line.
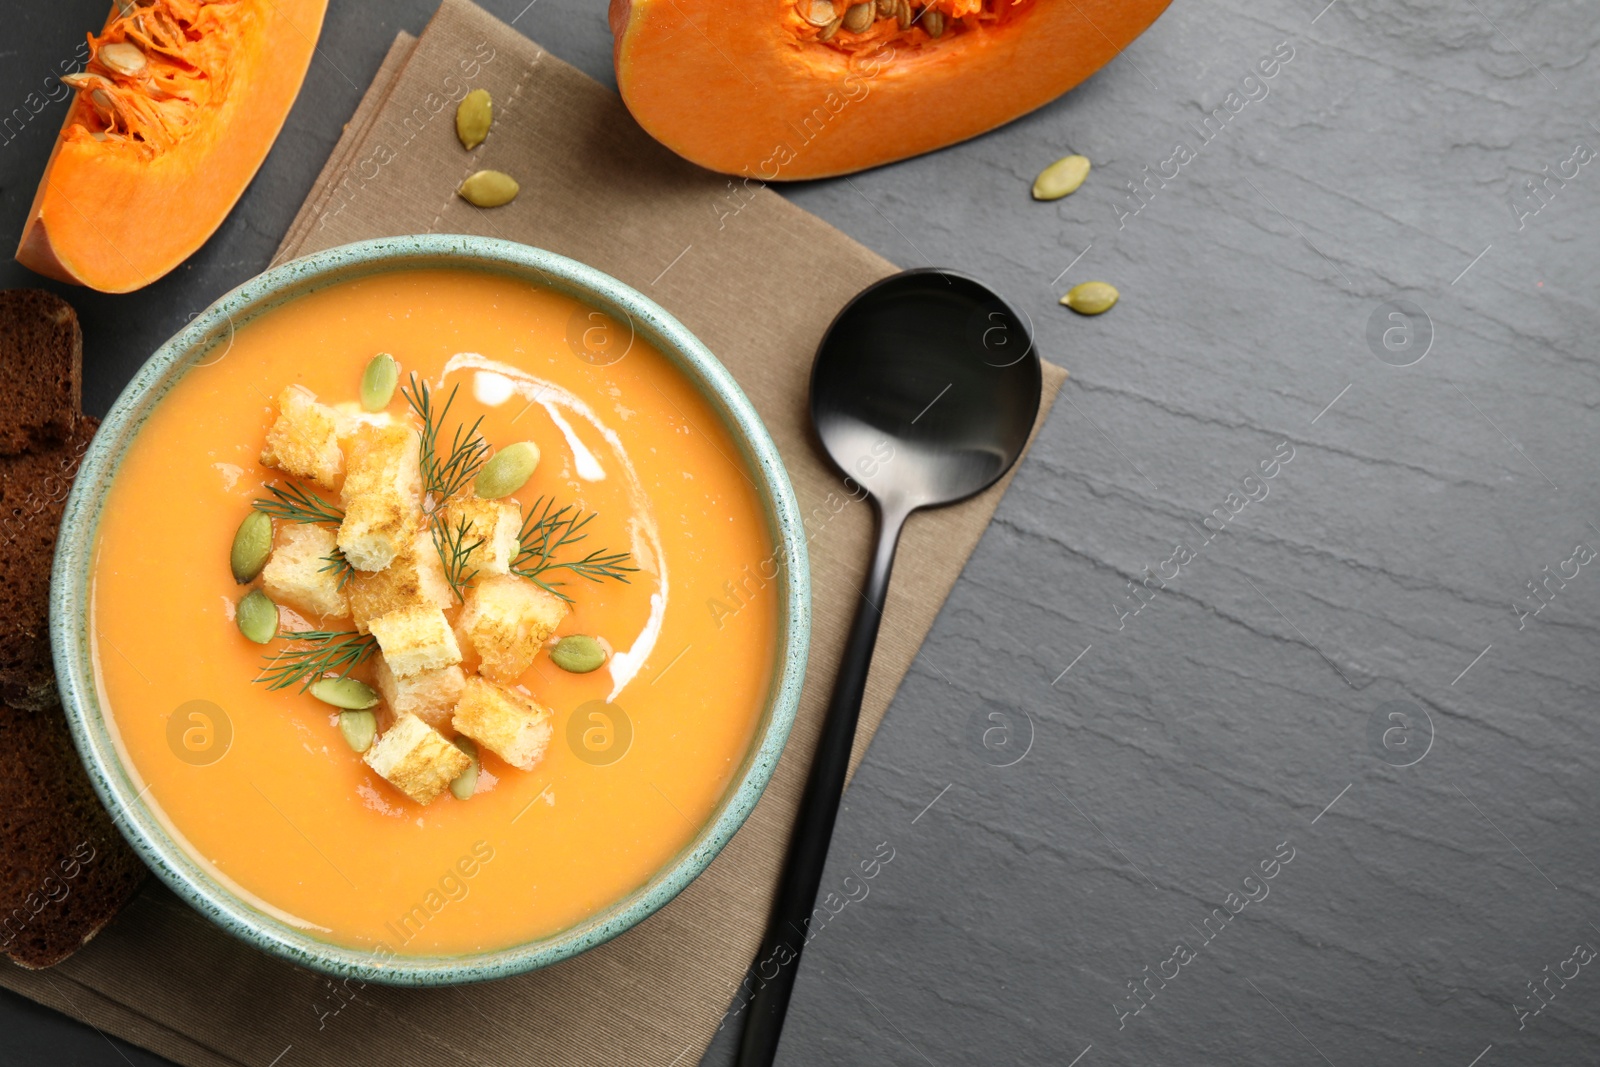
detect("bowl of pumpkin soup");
top-left (51, 235), bottom-right (809, 983)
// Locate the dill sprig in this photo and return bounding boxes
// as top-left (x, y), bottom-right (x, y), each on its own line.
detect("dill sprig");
top-left (254, 482), bottom-right (344, 525)
top-left (432, 513), bottom-right (485, 602)
top-left (319, 547), bottom-right (355, 591)
top-left (511, 496), bottom-right (637, 602)
top-left (401, 374), bottom-right (490, 507)
top-left (255, 630), bottom-right (378, 692)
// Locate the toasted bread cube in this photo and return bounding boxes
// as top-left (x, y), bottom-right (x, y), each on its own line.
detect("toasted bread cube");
top-left (455, 574), bottom-right (568, 683)
top-left (451, 676), bottom-right (554, 772)
top-left (374, 657), bottom-right (465, 730)
top-left (340, 422), bottom-right (422, 501)
top-left (439, 495), bottom-right (521, 575)
top-left (261, 386), bottom-right (342, 490)
top-left (259, 523), bottom-right (348, 619)
top-left (348, 529), bottom-right (453, 633)
top-left (363, 713), bottom-right (471, 805)
top-left (368, 606), bottom-right (461, 677)
top-left (336, 423), bottom-right (422, 572)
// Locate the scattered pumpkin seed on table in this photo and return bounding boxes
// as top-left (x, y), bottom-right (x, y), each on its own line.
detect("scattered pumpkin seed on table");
top-left (455, 88), bottom-right (492, 150)
top-left (458, 169), bottom-right (519, 208)
top-left (360, 352), bottom-right (399, 411)
top-left (475, 441), bottom-right (540, 499)
top-left (230, 510), bottom-right (272, 583)
top-left (339, 710), bottom-right (377, 753)
top-left (1061, 281), bottom-right (1119, 315)
top-left (1033, 154), bottom-right (1090, 200)
top-left (235, 588), bottom-right (278, 645)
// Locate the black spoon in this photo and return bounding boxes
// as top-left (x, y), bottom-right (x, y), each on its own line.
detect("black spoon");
top-left (736, 268), bottom-right (1043, 1065)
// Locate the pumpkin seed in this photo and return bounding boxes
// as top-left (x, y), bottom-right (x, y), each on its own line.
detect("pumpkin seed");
top-left (98, 42), bottom-right (147, 77)
top-left (449, 737), bottom-right (479, 800)
top-left (1032, 154), bottom-right (1091, 200)
top-left (798, 0), bottom-right (836, 26)
top-left (338, 710), bottom-right (377, 753)
top-left (896, 0), bottom-right (913, 30)
top-left (360, 352), bottom-right (398, 412)
top-left (310, 677), bottom-right (380, 710)
top-left (236, 589), bottom-right (278, 645)
top-left (89, 89), bottom-right (121, 128)
top-left (842, 2), bottom-right (875, 32)
top-left (60, 73), bottom-right (96, 90)
top-left (817, 15), bottom-right (843, 40)
top-left (1061, 281), bottom-right (1119, 316)
top-left (455, 88), bottom-right (492, 150)
top-left (923, 9), bottom-right (945, 37)
top-left (876, 0), bottom-right (895, 14)
top-left (474, 441), bottom-right (540, 499)
top-left (550, 635), bottom-right (608, 674)
top-left (230, 509), bottom-right (273, 583)
top-left (458, 170), bottom-right (519, 208)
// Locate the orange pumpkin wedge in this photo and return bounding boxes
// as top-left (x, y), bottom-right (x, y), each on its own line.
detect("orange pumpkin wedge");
top-left (611, 0), bottom-right (1173, 181)
top-left (16, 0), bottom-right (329, 293)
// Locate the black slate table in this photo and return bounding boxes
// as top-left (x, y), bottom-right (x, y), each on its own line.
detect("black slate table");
top-left (5, 0), bottom-right (1600, 1065)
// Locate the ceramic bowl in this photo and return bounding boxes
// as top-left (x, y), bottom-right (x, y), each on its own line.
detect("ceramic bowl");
top-left (51, 235), bottom-right (809, 984)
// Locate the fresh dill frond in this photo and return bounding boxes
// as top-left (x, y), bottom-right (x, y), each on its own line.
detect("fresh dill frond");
top-left (432, 513), bottom-right (485, 602)
top-left (401, 373), bottom-right (490, 506)
top-left (511, 496), bottom-right (638, 602)
top-left (255, 630), bottom-right (378, 692)
top-left (254, 482), bottom-right (345, 525)
top-left (319, 547), bottom-right (355, 591)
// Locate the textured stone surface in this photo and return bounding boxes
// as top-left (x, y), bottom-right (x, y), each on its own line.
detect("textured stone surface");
top-left (5, 0), bottom-right (1600, 1064)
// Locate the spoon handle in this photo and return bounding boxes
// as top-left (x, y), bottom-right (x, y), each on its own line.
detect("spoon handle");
top-left (735, 503), bottom-right (908, 1066)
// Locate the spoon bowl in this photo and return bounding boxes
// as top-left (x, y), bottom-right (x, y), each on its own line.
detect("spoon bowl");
top-left (810, 268), bottom-right (1043, 514)
top-left (739, 268), bottom-right (1043, 1065)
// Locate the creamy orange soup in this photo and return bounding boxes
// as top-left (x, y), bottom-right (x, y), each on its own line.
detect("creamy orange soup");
top-left (91, 268), bottom-right (779, 955)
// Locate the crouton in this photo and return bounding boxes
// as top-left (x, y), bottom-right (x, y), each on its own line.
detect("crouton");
top-left (454, 574), bottom-right (568, 683)
top-left (438, 495), bottom-right (521, 575)
top-left (374, 657), bottom-right (465, 730)
top-left (259, 523), bottom-right (348, 619)
top-left (368, 606), bottom-right (461, 677)
top-left (451, 676), bottom-right (554, 772)
top-left (362, 713), bottom-right (471, 805)
top-left (260, 386), bottom-right (342, 490)
top-left (347, 528), bottom-right (453, 633)
top-left (336, 422), bottom-right (422, 572)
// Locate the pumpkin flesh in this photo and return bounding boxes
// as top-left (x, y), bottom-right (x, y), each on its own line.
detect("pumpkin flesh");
top-left (611, 0), bottom-right (1173, 180)
top-left (16, 0), bottom-right (328, 293)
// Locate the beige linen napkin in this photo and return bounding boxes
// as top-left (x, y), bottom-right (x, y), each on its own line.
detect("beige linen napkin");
top-left (2, 2), bottom-right (1064, 1063)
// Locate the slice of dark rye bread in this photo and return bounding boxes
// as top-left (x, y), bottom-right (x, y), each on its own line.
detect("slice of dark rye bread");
top-left (0, 294), bottom-right (146, 968)
top-left (0, 417), bottom-right (97, 711)
top-left (0, 289), bottom-right (82, 456)
top-left (0, 698), bottom-right (148, 968)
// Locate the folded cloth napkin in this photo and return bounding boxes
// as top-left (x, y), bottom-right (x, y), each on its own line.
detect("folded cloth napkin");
top-left (1, 2), bottom-right (1064, 1062)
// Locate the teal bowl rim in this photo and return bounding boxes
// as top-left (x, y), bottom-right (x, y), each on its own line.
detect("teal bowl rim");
top-left (50, 235), bottom-right (811, 986)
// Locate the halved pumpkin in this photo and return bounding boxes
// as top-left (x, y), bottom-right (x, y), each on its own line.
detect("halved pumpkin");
top-left (16, 0), bottom-right (328, 293)
top-left (611, 0), bottom-right (1173, 181)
